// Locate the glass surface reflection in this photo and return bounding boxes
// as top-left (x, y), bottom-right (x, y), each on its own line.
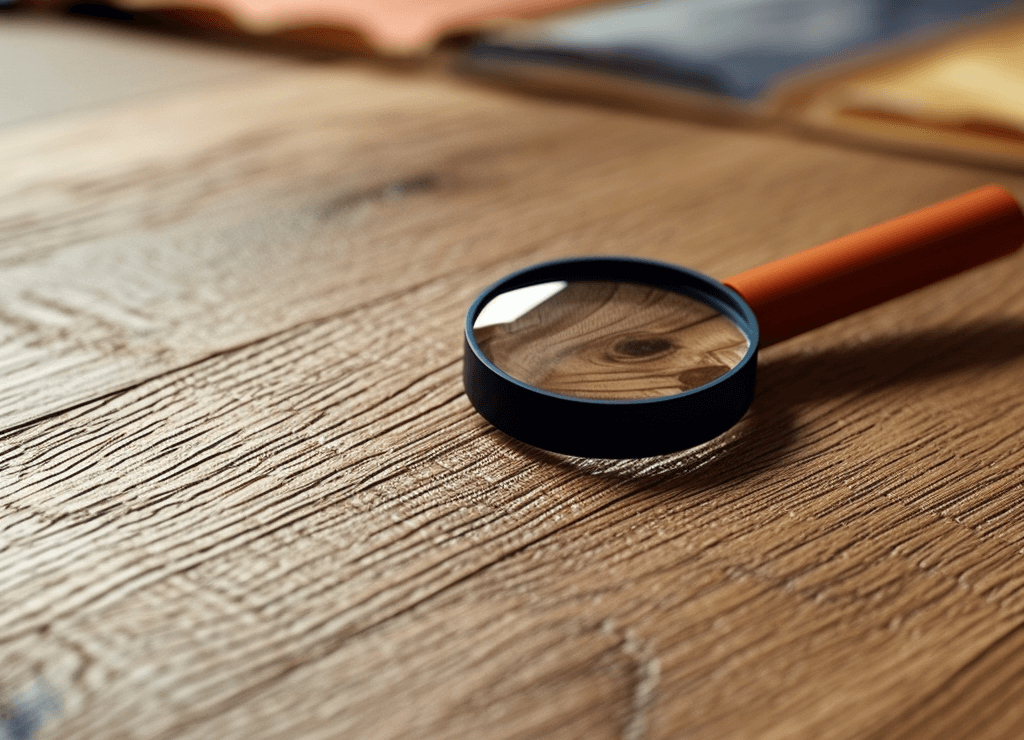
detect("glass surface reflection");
top-left (473, 280), bottom-right (749, 400)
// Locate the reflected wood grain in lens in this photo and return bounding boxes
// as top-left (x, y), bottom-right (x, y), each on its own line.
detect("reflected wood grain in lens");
top-left (474, 281), bottom-right (750, 399)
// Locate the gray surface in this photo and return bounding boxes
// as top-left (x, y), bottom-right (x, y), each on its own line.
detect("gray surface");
top-left (0, 14), bottom-right (278, 127)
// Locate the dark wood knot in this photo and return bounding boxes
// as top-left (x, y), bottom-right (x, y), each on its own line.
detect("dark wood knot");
top-left (612, 337), bottom-right (675, 359)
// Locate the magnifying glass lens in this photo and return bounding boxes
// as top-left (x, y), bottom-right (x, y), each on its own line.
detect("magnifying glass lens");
top-left (472, 280), bottom-right (750, 400)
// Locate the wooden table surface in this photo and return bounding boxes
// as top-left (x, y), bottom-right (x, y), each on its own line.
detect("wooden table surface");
top-left (4, 13), bottom-right (1024, 740)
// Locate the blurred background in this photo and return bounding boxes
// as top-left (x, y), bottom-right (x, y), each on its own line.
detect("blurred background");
top-left (4, 0), bottom-right (1024, 167)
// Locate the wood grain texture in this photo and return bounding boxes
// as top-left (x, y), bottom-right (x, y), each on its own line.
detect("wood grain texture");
top-left (4, 32), bottom-right (1024, 740)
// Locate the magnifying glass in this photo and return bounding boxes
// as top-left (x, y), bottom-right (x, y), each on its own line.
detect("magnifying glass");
top-left (463, 185), bottom-right (1024, 458)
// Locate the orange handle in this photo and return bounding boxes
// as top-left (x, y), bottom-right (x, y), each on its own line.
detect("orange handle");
top-left (723, 185), bottom-right (1024, 347)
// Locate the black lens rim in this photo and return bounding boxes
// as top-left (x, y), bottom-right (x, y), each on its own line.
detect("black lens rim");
top-left (463, 256), bottom-right (760, 458)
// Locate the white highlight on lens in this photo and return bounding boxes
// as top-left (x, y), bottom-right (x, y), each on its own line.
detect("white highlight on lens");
top-left (473, 281), bottom-right (569, 329)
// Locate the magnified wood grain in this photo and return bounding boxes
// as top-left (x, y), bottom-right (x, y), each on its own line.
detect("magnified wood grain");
top-left (475, 281), bottom-right (749, 399)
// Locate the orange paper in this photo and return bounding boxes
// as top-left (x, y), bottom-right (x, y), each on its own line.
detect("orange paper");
top-left (114, 0), bottom-right (601, 53)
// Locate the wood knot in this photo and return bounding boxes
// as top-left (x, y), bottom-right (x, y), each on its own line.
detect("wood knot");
top-left (611, 337), bottom-right (675, 359)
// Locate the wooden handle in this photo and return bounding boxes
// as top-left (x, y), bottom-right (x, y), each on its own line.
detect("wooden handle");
top-left (723, 185), bottom-right (1024, 347)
